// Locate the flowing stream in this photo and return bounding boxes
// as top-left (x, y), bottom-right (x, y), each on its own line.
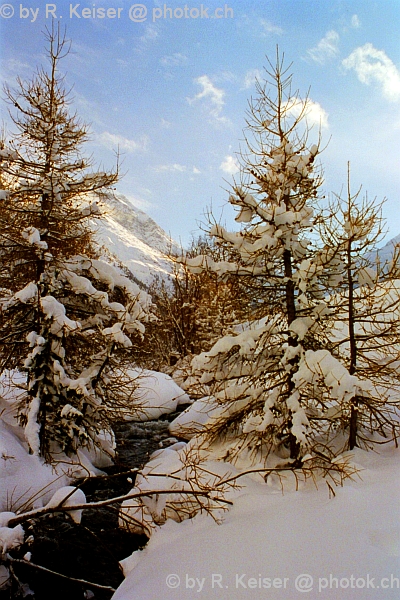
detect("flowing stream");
top-left (3, 417), bottom-right (182, 600)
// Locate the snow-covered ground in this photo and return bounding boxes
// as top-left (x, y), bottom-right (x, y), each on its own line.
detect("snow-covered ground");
top-left (113, 444), bottom-right (399, 600)
top-left (1, 355), bottom-right (399, 600)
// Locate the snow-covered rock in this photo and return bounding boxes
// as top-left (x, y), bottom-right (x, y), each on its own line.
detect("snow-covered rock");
top-left (122, 369), bottom-right (192, 422)
top-left (45, 486), bottom-right (86, 524)
top-left (0, 523), bottom-right (24, 555)
top-left (169, 396), bottom-right (222, 439)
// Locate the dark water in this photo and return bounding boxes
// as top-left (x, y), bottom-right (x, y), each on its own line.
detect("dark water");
top-left (1, 419), bottom-right (180, 600)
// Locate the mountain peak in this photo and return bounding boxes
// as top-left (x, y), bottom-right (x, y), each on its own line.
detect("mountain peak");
top-left (94, 193), bottom-right (179, 285)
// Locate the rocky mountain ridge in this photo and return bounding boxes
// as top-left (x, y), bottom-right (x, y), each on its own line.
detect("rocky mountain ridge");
top-left (94, 193), bottom-right (180, 285)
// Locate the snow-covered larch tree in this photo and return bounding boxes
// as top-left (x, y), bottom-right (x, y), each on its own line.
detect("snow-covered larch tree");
top-left (319, 165), bottom-right (400, 450)
top-left (0, 28), bottom-right (153, 461)
top-left (179, 52), bottom-right (356, 474)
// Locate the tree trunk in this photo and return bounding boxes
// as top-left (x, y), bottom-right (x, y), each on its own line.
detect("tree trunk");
top-left (348, 397), bottom-right (359, 450)
top-left (283, 249), bottom-right (296, 326)
top-left (282, 249), bottom-right (301, 459)
top-left (346, 214), bottom-right (358, 449)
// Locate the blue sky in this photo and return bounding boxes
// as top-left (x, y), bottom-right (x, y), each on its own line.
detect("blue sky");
top-left (1, 0), bottom-right (399, 246)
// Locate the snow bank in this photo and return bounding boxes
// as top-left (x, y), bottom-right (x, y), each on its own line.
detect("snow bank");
top-left (0, 415), bottom-right (112, 514)
top-left (113, 447), bottom-right (399, 600)
top-left (0, 364), bottom-right (188, 516)
top-left (123, 369), bottom-right (191, 421)
top-left (119, 438), bottom-right (245, 537)
top-left (169, 396), bottom-right (219, 439)
top-left (0, 418), bottom-right (69, 513)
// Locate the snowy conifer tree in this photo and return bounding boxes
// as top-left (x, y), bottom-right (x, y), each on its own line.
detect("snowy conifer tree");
top-left (179, 53), bottom-right (363, 474)
top-left (0, 28), bottom-right (153, 460)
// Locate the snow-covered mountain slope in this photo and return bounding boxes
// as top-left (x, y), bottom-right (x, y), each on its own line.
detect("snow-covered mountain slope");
top-left (93, 193), bottom-right (179, 286)
top-left (375, 233), bottom-right (400, 264)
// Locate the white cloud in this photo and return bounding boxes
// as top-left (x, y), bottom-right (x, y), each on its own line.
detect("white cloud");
top-left (140, 25), bottom-right (158, 43)
top-left (284, 99), bottom-right (329, 129)
top-left (155, 163), bottom-right (187, 173)
top-left (220, 155), bottom-right (240, 175)
top-left (0, 57), bottom-right (33, 88)
top-left (260, 19), bottom-right (283, 36)
top-left (307, 30), bottom-right (340, 64)
top-left (351, 14), bottom-right (360, 29)
top-left (2, 57), bottom-right (31, 75)
top-left (243, 69), bottom-right (262, 89)
top-left (161, 118), bottom-right (171, 128)
top-left (160, 53), bottom-right (188, 67)
top-left (192, 167), bottom-right (201, 174)
top-left (342, 43), bottom-right (400, 102)
top-left (98, 132), bottom-right (149, 153)
top-left (187, 75), bottom-right (229, 124)
top-left (215, 71), bottom-right (237, 83)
